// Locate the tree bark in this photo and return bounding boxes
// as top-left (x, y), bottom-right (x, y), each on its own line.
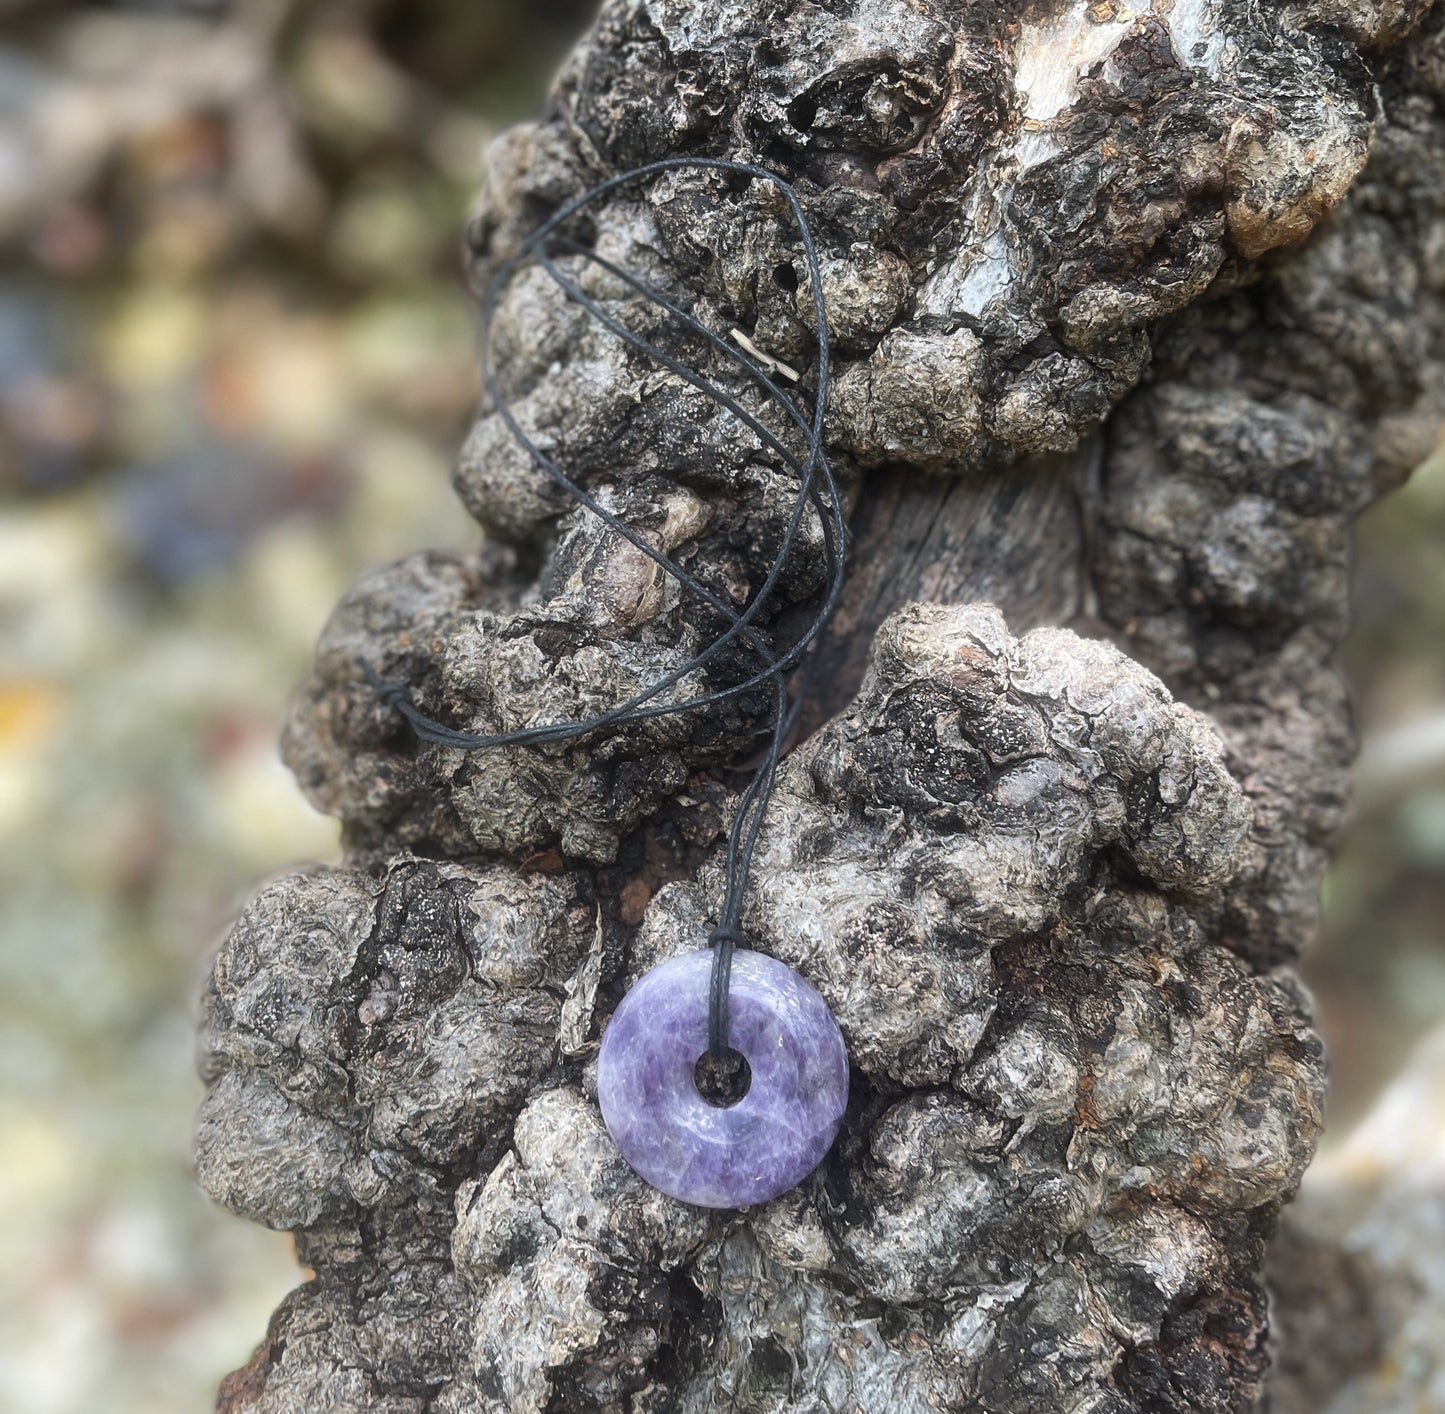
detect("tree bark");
top-left (197, 2), bottom-right (1445, 1410)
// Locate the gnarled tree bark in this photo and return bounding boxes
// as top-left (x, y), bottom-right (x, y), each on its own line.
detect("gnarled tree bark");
top-left (197, 2), bottom-right (1445, 1410)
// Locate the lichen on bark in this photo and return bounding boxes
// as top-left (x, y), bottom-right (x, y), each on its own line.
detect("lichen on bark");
top-left (199, 1), bottom-right (1445, 1410)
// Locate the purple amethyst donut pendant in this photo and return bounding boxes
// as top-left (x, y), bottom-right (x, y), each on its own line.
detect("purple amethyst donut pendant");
top-left (597, 948), bottom-right (848, 1208)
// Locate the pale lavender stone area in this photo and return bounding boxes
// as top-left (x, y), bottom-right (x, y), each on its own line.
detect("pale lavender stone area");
top-left (597, 948), bottom-right (849, 1208)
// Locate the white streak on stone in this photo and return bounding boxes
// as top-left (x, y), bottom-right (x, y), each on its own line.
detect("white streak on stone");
top-left (1166, 0), bottom-right (1226, 73)
top-left (1013, 0), bottom-right (1134, 171)
top-left (917, 0), bottom-right (1228, 324)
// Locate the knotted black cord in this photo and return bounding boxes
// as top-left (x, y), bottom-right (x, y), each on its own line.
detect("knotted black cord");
top-left (364, 157), bottom-right (846, 1062)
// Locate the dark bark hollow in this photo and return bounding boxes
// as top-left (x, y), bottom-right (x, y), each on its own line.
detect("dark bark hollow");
top-left (198, 2), bottom-right (1445, 1411)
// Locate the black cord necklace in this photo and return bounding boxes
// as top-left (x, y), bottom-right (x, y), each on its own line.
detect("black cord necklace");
top-left (367, 158), bottom-right (850, 1208)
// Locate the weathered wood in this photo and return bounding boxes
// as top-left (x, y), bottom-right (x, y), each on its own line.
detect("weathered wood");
top-left (803, 447), bottom-right (1088, 731)
top-left (197, 2), bottom-right (1445, 1410)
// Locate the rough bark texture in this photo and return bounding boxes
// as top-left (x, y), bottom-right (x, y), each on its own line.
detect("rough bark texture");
top-left (198, 2), bottom-right (1445, 1411)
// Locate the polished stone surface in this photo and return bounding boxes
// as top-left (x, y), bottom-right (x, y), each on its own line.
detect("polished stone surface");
top-left (597, 948), bottom-right (849, 1208)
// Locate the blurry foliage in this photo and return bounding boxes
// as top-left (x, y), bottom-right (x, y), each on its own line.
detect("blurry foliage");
top-left (0, 2), bottom-right (589, 1411)
top-left (1316, 443), bottom-right (1445, 1132)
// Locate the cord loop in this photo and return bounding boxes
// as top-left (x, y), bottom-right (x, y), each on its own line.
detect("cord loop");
top-left (366, 158), bottom-right (845, 1059)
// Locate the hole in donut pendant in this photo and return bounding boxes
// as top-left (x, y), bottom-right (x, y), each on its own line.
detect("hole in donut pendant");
top-left (597, 948), bottom-right (849, 1209)
top-left (694, 1047), bottom-right (752, 1107)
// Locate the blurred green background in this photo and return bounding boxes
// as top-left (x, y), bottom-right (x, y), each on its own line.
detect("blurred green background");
top-left (0, 3), bottom-right (1439, 1411)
